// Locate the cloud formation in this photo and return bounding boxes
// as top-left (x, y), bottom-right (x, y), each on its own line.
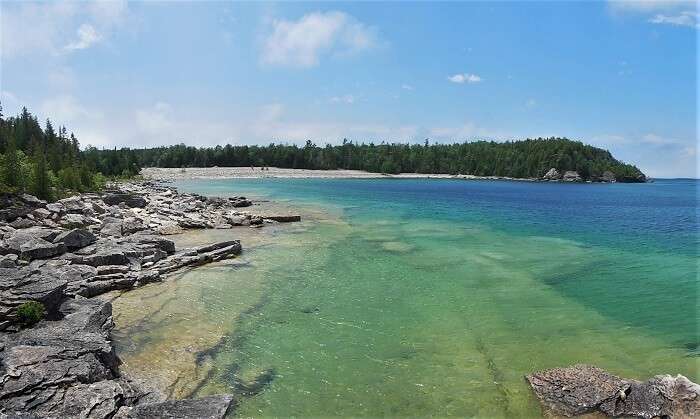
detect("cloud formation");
top-left (649, 11), bottom-right (698, 28)
top-left (261, 11), bottom-right (378, 68)
top-left (447, 73), bottom-right (482, 84)
top-left (1, 1), bottom-right (127, 57)
top-left (65, 24), bottom-right (103, 51)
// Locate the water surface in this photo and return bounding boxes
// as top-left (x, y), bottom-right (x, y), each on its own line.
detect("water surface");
top-left (113, 178), bottom-right (698, 417)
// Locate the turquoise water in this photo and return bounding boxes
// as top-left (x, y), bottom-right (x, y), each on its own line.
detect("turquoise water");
top-left (113, 178), bottom-right (698, 417)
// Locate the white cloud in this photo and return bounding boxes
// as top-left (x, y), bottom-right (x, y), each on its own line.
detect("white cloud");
top-left (330, 94), bottom-right (355, 104)
top-left (135, 102), bottom-right (175, 135)
top-left (0, 1), bottom-right (127, 58)
top-left (649, 11), bottom-right (699, 28)
top-left (525, 98), bottom-right (537, 109)
top-left (261, 11), bottom-right (378, 68)
top-left (447, 73), bottom-right (482, 84)
top-left (65, 24), bottom-right (103, 51)
top-left (640, 133), bottom-right (685, 145)
top-left (401, 84), bottom-right (414, 90)
top-left (40, 95), bottom-right (103, 125)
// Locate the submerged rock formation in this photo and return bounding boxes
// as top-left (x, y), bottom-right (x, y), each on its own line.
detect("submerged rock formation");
top-left (526, 364), bottom-right (700, 418)
top-left (0, 181), bottom-right (300, 418)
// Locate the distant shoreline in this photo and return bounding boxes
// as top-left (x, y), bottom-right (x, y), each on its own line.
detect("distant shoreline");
top-left (142, 167), bottom-right (544, 182)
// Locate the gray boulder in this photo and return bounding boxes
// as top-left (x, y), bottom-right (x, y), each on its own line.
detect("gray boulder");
top-left (602, 171), bottom-right (616, 182)
top-left (526, 364), bottom-right (700, 418)
top-left (46, 202), bottom-right (66, 214)
top-left (543, 168), bottom-right (560, 180)
top-left (103, 193), bottom-right (148, 208)
top-left (60, 213), bottom-right (90, 228)
top-left (58, 196), bottom-right (88, 213)
top-left (0, 267), bottom-right (67, 325)
top-left (53, 229), bottom-right (97, 250)
top-left (18, 236), bottom-right (67, 260)
top-left (562, 171), bottom-right (582, 182)
top-left (9, 218), bottom-right (37, 229)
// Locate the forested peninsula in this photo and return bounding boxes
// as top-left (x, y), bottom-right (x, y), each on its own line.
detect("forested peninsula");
top-left (0, 105), bottom-right (646, 202)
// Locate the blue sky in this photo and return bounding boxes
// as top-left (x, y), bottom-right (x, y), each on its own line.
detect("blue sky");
top-left (1, 1), bottom-right (697, 177)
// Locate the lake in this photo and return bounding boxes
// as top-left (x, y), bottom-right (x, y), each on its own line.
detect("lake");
top-left (112, 178), bottom-right (698, 417)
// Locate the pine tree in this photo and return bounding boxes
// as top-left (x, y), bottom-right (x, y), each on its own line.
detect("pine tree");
top-left (31, 139), bottom-right (52, 201)
top-left (4, 134), bottom-right (20, 189)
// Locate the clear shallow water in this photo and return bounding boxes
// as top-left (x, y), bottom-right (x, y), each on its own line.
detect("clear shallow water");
top-left (113, 178), bottom-right (698, 417)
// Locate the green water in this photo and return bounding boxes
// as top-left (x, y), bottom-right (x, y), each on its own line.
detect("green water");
top-left (112, 178), bottom-right (698, 417)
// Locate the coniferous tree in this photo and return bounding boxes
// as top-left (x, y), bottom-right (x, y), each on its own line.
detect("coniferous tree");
top-left (31, 139), bottom-right (52, 201)
top-left (3, 134), bottom-right (20, 189)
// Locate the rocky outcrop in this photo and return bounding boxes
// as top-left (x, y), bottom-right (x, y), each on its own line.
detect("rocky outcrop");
top-left (602, 170), bottom-right (616, 183)
top-left (562, 171), bottom-right (582, 182)
top-left (526, 364), bottom-right (700, 418)
top-left (0, 181), bottom-right (299, 417)
top-left (543, 168), bottom-right (561, 180)
top-left (0, 297), bottom-right (234, 418)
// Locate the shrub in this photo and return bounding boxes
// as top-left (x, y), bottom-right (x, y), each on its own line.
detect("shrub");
top-left (16, 301), bottom-right (46, 326)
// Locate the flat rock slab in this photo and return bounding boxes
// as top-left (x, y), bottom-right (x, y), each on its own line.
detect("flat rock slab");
top-left (526, 364), bottom-right (700, 418)
top-left (114, 395), bottom-right (235, 419)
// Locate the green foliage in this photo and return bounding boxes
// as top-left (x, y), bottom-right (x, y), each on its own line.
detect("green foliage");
top-left (16, 301), bottom-right (45, 326)
top-left (0, 104), bottom-right (646, 190)
top-left (90, 137), bottom-right (645, 182)
top-left (31, 142), bottom-right (53, 201)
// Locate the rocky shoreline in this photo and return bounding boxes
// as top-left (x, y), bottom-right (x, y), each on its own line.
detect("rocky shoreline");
top-left (0, 181), bottom-right (300, 418)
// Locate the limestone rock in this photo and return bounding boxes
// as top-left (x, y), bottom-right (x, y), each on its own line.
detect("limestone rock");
top-left (53, 228), bottom-right (97, 250)
top-left (103, 193), bottom-right (147, 208)
top-left (114, 395), bottom-right (235, 419)
top-left (526, 365), bottom-right (700, 418)
top-left (562, 171), bottom-right (582, 182)
top-left (543, 168), bottom-right (560, 180)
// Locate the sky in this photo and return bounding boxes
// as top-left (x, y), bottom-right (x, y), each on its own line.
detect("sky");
top-left (0, 1), bottom-right (697, 178)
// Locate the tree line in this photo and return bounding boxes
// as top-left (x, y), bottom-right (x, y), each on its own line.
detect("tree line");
top-left (0, 105), bottom-right (139, 201)
top-left (0, 104), bottom-right (646, 203)
top-left (104, 138), bottom-right (645, 182)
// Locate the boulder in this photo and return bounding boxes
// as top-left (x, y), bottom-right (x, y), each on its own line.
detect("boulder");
top-left (53, 229), bottom-right (98, 250)
top-left (122, 217), bottom-right (147, 235)
top-left (19, 237), bottom-right (67, 260)
top-left (101, 217), bottom-right (125, 237)
top-left (103, 193), bottom-right (148, 208)
top-left (9, 217), bottom-right (37, 229)
top-left (157, 222), bottom-right (183, 235)
top-left (0, 268), bottom-right (67, 323)
top-left (31, 207), bottom-right (52, 220)
top-left (60, 213), bottom-right (90, 228)
top-left (58, 196), bottom-right (88, 213)
top-left (20, 193), bottom-right (46, 206)
top-left (46, 202), bottom-right (66, 214)
top-left (562, 171), bottom-right (582, 182)
top-left (0, 253), bottom-right (18, 267)
top-left (526, 365), bottom-right (700, 418)
top-left (543, 168), bottom-right (560, 180)
top-left (230, 197), bottom-right (252, 208)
